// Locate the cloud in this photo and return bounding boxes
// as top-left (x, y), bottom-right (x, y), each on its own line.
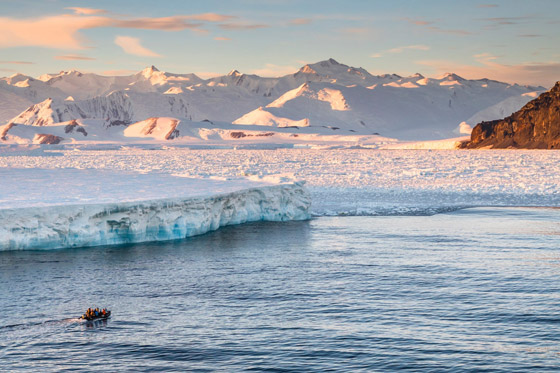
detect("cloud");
top-left (214, 36), bottom-right (231, 41)
top-left (189, 13), bottom-right (235, 22)
top-left (289, 18), bottom-right (312, 25)
top-left (0, 15), bottom-right (111, 49)
top-left (110, 14), bottom-right (233, 31)
top-left (477, 4), bottom-right (498, 8)
top-left (473, 52), bottom-right (499, 60)
top-left (372, 44), bottom-right (430, 58)
top-left (112, 17), bottom-right (203, 31)
top-left (219, 23), bottom-right (268, 30)
top-left (66, 7), bottom-right (108, 15)
top-left (0, 12), bottom-right (237, 50)
top-left (404, 17), bottom-right (472, 35)
top-left (388, 45), bottom-right (430, 53)
top-left (415, 57), bottom-right (560, 87)
top-left (0, 60), bottom-right (34, 64)
top-left (114, 36), bottom-right (161, 57)
top-left (55, 54), bottom-right (96, 61)
top-left (481, 16), bottom-right (539, 30)
top-left (405, 18), bottom-right (434, 26)
top-left (250, 63), bottom-right (298, 77)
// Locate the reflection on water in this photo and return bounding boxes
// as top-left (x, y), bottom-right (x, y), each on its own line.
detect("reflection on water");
top-left (1, 209), bottom-right (560, 371)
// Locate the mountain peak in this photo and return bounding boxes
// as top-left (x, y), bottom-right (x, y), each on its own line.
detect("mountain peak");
top-left (59, 69), bottom-right (82, 76)
top-left (439, 72), bottom-right (465, 81)
top-left (5, 73), bottom-right (34, 85)
top-left (228, 69), bottom-right (242, 77)
top-left (316, 58), bottom-right (343, 68)
top-left (140, 65), bottom-right (160, 78)
top-left (298, 65), bottom-right (317, 74)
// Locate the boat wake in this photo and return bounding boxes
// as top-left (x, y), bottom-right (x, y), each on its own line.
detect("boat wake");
top-left (0, 317), bottom-right (82, 331)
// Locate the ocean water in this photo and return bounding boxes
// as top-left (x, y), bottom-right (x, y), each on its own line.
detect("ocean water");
top-left (1, 208), bottom-right (559, 372)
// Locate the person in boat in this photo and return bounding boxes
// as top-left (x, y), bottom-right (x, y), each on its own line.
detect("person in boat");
top-left (81, 307), bottom-right (110, 320)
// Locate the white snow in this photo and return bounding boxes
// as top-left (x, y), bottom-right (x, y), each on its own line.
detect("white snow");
top-left (0, 168), bottom-right (311, 250)
top-left (462, 91), bottom-right (545, 127)
top-left (123, 117), bottom-right (180, 140)
top-left (1, 148), bottom-right (559, 219)
top-left (380, 137), bottom-right (469, 150)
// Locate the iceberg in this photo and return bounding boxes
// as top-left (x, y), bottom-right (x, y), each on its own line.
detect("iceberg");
top-left (0, 180), bottom-right (310, 251)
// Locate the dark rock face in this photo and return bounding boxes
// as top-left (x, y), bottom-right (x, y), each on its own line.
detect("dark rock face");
top-left (64, 120), bottom-right (88, 136)
top-left (462, 81), bottom-right (560, 149)
top-left (34, 134), bottom-right (63, 144)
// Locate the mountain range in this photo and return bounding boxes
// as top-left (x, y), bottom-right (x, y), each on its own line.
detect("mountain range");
top-left (0, 58), bottom-right (545, 144)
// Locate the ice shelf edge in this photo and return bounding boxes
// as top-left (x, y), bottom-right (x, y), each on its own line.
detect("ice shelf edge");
top-left (0, 182), bottom-right (311, 251)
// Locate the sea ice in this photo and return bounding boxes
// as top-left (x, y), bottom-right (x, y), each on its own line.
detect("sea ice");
top-left (0, 168), bottom-right (311, 250)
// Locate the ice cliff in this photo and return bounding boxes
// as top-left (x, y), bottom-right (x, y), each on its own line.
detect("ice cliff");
top-left (0, 183), bottom-right (311, 250)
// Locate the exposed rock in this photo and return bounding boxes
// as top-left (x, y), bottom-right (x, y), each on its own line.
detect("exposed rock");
top-left (34, 134), bottom-right (63, 144)
top-left (0, 123), bottom-right (16, 140)
top-left (64, 120), bottom-right (88, 136)
top-left (462, 82), bottom-right (560, 149)
top-left (230, 131), bottom-right (247, 139)
top-left (229, 131), bottom-right (274, 139)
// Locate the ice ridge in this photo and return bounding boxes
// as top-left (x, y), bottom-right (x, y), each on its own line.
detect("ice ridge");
top-left (0, 183), bottom-right (311, 250)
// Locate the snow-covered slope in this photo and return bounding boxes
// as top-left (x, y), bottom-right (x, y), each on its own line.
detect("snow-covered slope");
top-left (124, 117), bottom-right (181, 140)
top-left (233, 78), bottom-right (541, 139)
top-left (1, 59), bottom-right (544, 142)
top-left (10, 91), bottom-right (190, 127)
top-left (461, 91), bottom-right (543, 129)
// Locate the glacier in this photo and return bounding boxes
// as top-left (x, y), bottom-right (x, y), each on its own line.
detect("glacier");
top-left (0, 182), bottom-right (311, 251)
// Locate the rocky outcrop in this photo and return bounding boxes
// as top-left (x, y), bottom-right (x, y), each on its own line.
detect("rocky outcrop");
top-left (33, 134), bottom-right (63, 144)
top-left (461, 82), bottom-right (560, 149)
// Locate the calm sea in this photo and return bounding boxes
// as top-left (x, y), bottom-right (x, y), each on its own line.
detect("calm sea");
top-left (1, 208), bottom-right (559, 371)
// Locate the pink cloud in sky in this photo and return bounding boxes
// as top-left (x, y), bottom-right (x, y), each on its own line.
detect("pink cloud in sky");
top-left (0, 13), bottom-right (237, 50)
top-left (112, 17), bottom-right (203, 31)
top-left (114, 36), bottom-right (161, 57)
top-left (55, 54), bottom-right (96, 61)
top-left (219, 23), bottom-right (269, 30)
top-left (0, 15), bottom-right (111, 49)
top-left (289, 18), bottom-right (312, 25)
top-left (0, 60), bottom-right (34, 64)
top-left (372, 45), bottom-right (430, 58)
top-left (188, 13), bottom-right (235, 22)
top-left (65, 7), bottom-right (108, 15)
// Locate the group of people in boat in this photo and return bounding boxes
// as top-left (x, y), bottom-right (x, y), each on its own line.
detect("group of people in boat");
top-left (81, 307), bottom-right (109, 320)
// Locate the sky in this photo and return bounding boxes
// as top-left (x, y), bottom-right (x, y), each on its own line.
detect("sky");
top-left (0, 0), bottom-right (559, 87)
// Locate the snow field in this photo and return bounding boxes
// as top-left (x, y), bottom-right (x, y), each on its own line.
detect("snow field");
top-left (1, 148), bottom-right (559, 216)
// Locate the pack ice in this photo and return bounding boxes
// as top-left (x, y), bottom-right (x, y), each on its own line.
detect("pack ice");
top-left (0, 169), bottom-right (311, 250)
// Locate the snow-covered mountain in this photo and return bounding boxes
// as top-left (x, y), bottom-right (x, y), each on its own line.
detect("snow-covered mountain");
top-left (0, 59), bottom-right (545, 143)
top-left (11, 91), bottom-right (191, 127)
